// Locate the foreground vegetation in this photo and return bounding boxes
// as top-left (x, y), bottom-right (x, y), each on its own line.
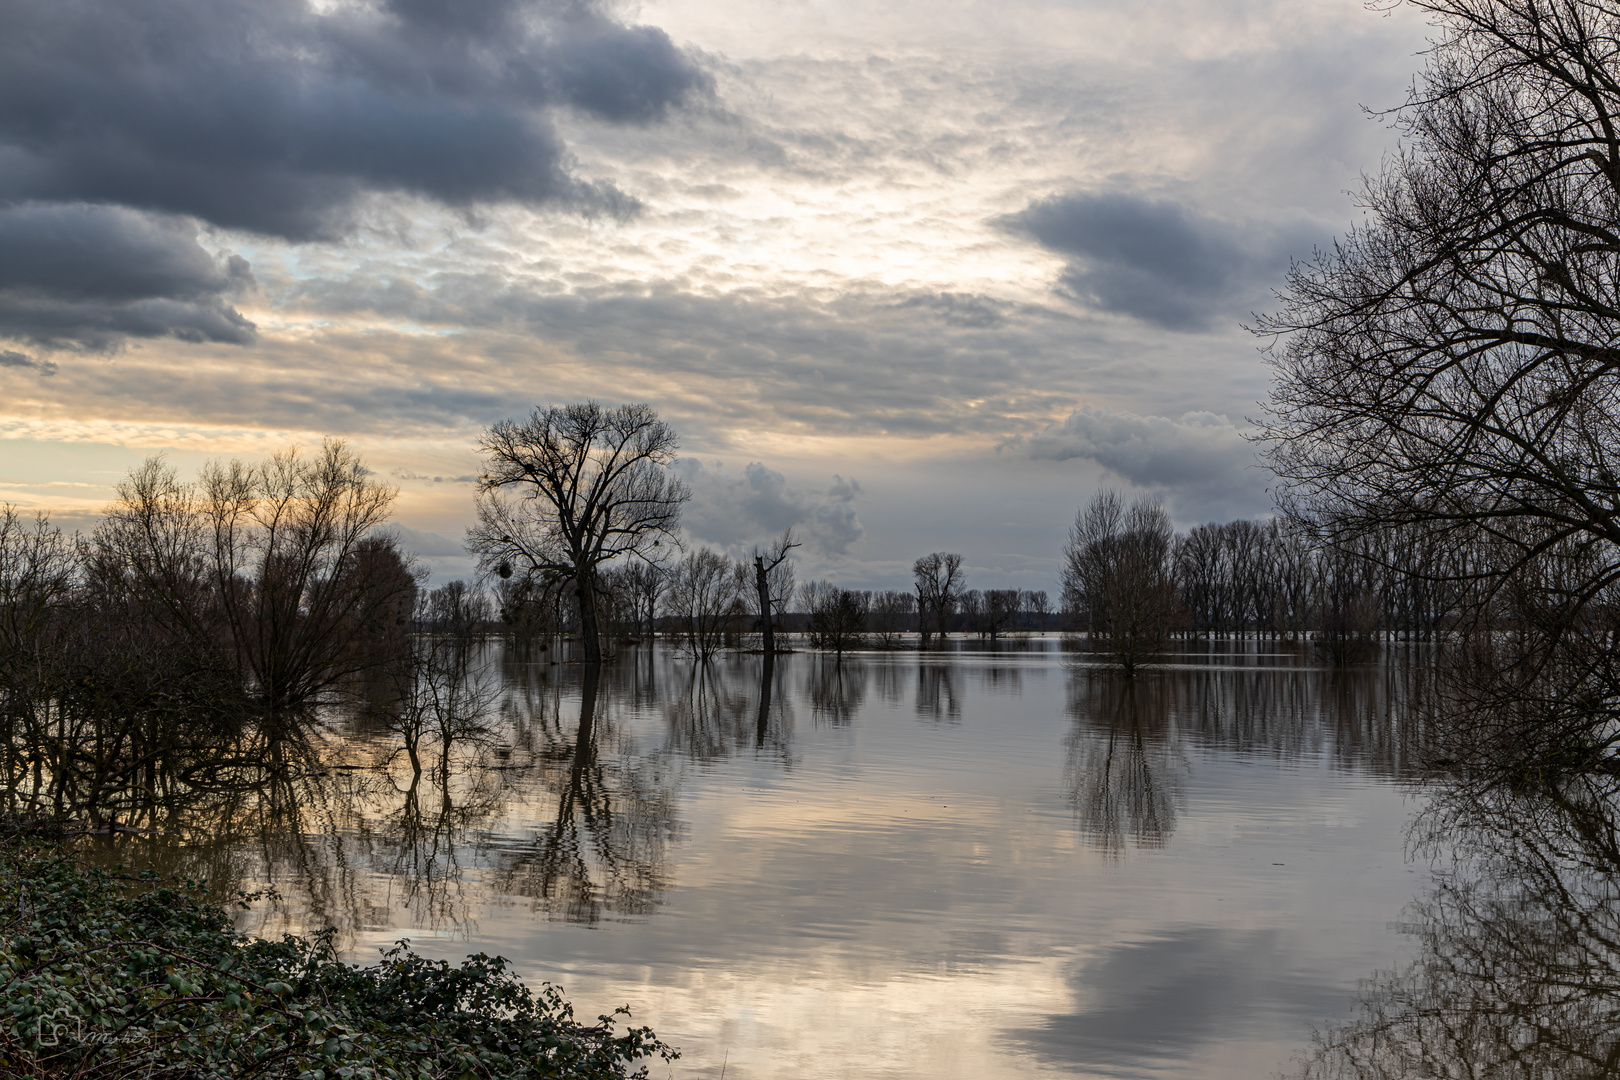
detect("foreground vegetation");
top-left (0, 823), bottom-right (673, 1079)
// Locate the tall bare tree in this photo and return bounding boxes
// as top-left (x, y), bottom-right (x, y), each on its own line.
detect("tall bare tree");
top-left (1063, 492), bottom-right (1179, 676)
top-left (1259, 4), bottom-right (1620, 613)
top-left (666, 548), bottom-right (742, 661)
top-left (912, 552), bottom-right (964, 645)
top-left (469, 402), bottom-right (688, 664)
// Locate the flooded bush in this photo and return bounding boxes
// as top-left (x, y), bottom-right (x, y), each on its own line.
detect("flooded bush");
top-left (0, 443), bottom-right (418, 821)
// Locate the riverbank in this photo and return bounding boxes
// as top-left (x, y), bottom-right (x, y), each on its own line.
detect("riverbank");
top-left (0, 823), bottom-right (673, 1079)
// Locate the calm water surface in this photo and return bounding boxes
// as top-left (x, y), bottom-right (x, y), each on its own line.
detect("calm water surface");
top-left (104, 641), bottom-right (1436, 1079)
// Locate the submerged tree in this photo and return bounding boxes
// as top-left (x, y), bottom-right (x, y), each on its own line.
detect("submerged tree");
top-left (95, 443), bottom-right (412, 735)
top-left (749, 529), bottom-right (799, 654)
top-left (666, 547), bottom-right (742, 661)
top-left (868, 590), bottom-right (917, 648)
top-left (469, 403), bottom-right (688, 665)
top-left (913, 552), bottom-right (964, 645)
top-left (0, 445), bottom-right (415, 818)
top-left (804, 585), bottom-right (867, 658)
top-left (1063, 491), bottom-right (1178, 676)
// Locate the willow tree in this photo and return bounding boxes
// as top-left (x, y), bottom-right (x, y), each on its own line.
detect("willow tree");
top-left (469, 402), bottom-right (688, 664)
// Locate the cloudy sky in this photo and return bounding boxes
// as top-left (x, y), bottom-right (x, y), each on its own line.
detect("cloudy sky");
top-left (0, 0), bottom-right (1433, 589)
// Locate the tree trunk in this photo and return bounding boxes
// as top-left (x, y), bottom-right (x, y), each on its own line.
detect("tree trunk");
top-left (755, 556), bottom-right (776, 654)
top-left (576, 569), bottom-right (602, 664)
top-left (573, 664), bottom-right (599, 779)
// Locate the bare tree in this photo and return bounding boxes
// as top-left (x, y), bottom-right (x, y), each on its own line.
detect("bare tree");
top-left (386, 593), bottom-right (497, 778)
top-left (869, 590), bottom-right (917, 648)
top-left (1258, 3), bottom-right (1620, 712)
top-left (1020, 589), bottom-right (1051, 630)
top-left (666, 548), bottom-right (742, 661)
top-left (749, 529), bottom-right (799, 654)
top-left (1063, 492), bottom-right (1179, 676)
top-left (983, 589), bottom-right (1020, 640)
top-left (913, 552), bottom-right (964, 646)
top-left (959, 588), bottom-right (985, 637)
top-left (96, 444), bottom-right (410, 734)
top-left (617, 559), bottom-right (667, 641)
top-left (806, 586), bottom-right (868, 658)
top-left (469, 402), bottom-right (688, 665)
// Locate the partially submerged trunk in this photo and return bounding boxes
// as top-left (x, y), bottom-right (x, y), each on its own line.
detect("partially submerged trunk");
top-left (755, 555), bottom-right (777, 654)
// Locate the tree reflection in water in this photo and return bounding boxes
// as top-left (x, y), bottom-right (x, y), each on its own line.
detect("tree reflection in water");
top-left (59, 645), bottom-right (683, 939)
top-left (806, 656), bottom-right (867, 726)
top-left (1299, 774), bottom-right (1620, 1079)
top-left (1061, 662), bottom-right (1428, 856)
top-left (486, 665), bottom-right (679, 924)
top-left (1065, 675), bottom-right (1186, 854)
top-left (915, 661), bottom-right (962, 723)
top-left (658, 654), bottom-right (795, 761)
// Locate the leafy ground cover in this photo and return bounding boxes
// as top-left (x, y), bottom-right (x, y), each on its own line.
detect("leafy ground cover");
top-left (0, 824), bottom-right (675, 1079)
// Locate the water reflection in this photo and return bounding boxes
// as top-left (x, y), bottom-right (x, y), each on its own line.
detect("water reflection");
top-left (1066, 677), bottom-right (1185, 853)
top-left (62, 641), bottom-right (1458, 1080)
top-left (493, 668), bottom-right (677, 923)
top-left (915, 660), bottom-right (963, 722)
top-left (1298, 774), bottom-right (1620, 1079)
top-left (806, 657), bottom-right (867, 726)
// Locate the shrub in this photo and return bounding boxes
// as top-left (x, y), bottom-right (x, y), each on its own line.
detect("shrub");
top-left (0, 826), bottom-right (674, 1079)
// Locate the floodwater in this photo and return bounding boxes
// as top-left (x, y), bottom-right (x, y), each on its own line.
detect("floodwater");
top-left (97, 640), bottom-right (1441, 1080)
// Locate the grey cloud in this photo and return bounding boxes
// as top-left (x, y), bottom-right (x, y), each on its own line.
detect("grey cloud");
top-left (1017, 406), bottom-right (1254, 488)
top-left (1005, 928), bottom-right (1347, 1071)
top-left (1002, 191), bottom-right (1317, 331)
top-left (813, 475), bottom-right (865, 556)
top-left (1012, 406), bottom-right (1270, 523)
top-left (0, 203), bottom-right (255, 350)
top-left (676, 460), bottom-right (865, 558)
top-left (0, 0), bottom-right (709, 241)
top-left (546, 19), bottom-right (712, 124)
top-left (285, 277), bottom-right (1106, 438)
top-left (0, 349), bottom-right (56, 376)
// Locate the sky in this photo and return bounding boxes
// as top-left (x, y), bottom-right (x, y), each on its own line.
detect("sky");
top-left (0, 0), bottom-right (1436, 590)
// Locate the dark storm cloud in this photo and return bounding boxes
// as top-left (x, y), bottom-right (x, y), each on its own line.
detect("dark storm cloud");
top-left (1002, 191), bottom-right (1316, 331)
top-left (0, 203), bottom-right (255, 349)
top-left (0, 0), bottom-right (708, 241)
top-left (1005, 928), bottom-right (1346, 1072)
top-left (0, 0), bottom-right (707, 349)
